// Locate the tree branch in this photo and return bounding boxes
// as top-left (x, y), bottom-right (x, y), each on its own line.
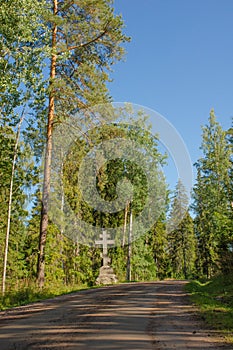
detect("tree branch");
top-left (58, 21), bottom-right (111, 55)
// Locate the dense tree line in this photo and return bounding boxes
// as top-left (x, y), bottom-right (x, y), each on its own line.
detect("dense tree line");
top-left (192, 111), bottom-right (232, 278)
top-left (0, 1), bottom-right (232, 295)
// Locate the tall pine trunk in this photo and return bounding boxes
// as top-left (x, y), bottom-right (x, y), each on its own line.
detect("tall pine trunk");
top-left (37, 0), bottom-right (57, 288)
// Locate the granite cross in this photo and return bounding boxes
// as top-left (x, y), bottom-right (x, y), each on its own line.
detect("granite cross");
top-left (95, 230), bottom-right (115, 266)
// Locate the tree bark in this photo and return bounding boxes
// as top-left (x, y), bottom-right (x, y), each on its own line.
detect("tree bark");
top-left (37, 0), bottom-right (58, 288)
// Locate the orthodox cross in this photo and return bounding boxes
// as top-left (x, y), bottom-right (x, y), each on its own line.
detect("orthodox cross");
top-left (95, 230), bottom-right (115, 266)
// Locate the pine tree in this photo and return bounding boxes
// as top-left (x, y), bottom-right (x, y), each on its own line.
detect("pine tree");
top-left (37, 0), bottom-right (130, 287)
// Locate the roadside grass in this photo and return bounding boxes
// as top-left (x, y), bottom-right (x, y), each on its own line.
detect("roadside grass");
top-left (0, 280), bottom-right (124, 311)
top-left (0, 282), bottom-right (90, 311)
top-left (185, 274), bottom-right (233, 343)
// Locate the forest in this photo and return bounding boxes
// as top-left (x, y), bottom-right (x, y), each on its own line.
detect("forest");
top-left (0, 0), bottom-right (232, 308)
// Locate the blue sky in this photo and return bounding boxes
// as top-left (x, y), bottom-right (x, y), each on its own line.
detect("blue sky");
top-left (108, 0), bottom-right (233, 191)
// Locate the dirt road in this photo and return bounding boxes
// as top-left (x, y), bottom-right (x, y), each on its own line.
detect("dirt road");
top-left (0, 281), bottom-right (231, 349)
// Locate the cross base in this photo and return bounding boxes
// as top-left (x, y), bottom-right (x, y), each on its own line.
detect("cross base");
top-left (95, 266), bottom-right (118, 285)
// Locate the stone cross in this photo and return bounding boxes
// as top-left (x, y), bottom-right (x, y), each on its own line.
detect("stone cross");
top-left (95, 230), bottom-right (115, 266)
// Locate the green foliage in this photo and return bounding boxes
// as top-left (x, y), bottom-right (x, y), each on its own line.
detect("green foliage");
top-left (0, 0), bottom-right (49, 126)
top-left (168, 180), bottom-right (197, 279)
top-left (192, 110), bottom-right (232, 277)
top-left (131, 235), bottom-right (157, 281)
top-left (0, 125), bottom-right (34, 289)
top-left (110, 246), bottom-right (127, 282)
top-left (48, 0), bottom-right (130, 117)
top-left (62, 243), bottom-right (101, 286)
top-left (60, 109), bottom-right (166, 283)
top-left (149, 216), bottom-right (170, 279)
top-left (62, 112), bottom-right (166, 231)
top-left (25, 191), bottom-right (102, 287)
top-left (1, 0), bottom-right (131, 289)
top-left (2, 1), bottom-right (232, 302)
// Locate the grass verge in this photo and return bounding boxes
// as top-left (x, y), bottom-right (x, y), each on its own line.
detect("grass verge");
top-left (185, 274), bottom-right (233, 343)
top-left (0, 281), bottom-right (123, 311)
top-left (0, 283), bottom-right (90, 311)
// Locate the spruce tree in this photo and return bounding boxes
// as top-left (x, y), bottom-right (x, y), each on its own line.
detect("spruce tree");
top-left (193, 110), bottom-right (231, 277)
top-left (150, 215), bottom-right (169, 280)
top-left (168, 179), bottom-right (196, 279)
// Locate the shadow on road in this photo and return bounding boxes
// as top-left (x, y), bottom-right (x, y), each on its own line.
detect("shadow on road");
top-left (0, 281), bottom-right (231, 349)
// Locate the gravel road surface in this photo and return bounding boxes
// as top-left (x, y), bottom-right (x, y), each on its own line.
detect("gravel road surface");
top-left (0, 280), bottom-right (231, 349)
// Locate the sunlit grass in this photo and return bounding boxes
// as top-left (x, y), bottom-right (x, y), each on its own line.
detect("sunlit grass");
top-left (186, 274), bottom-right (233, 343)
top-left (0, 282), bottom-right (89, 310)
